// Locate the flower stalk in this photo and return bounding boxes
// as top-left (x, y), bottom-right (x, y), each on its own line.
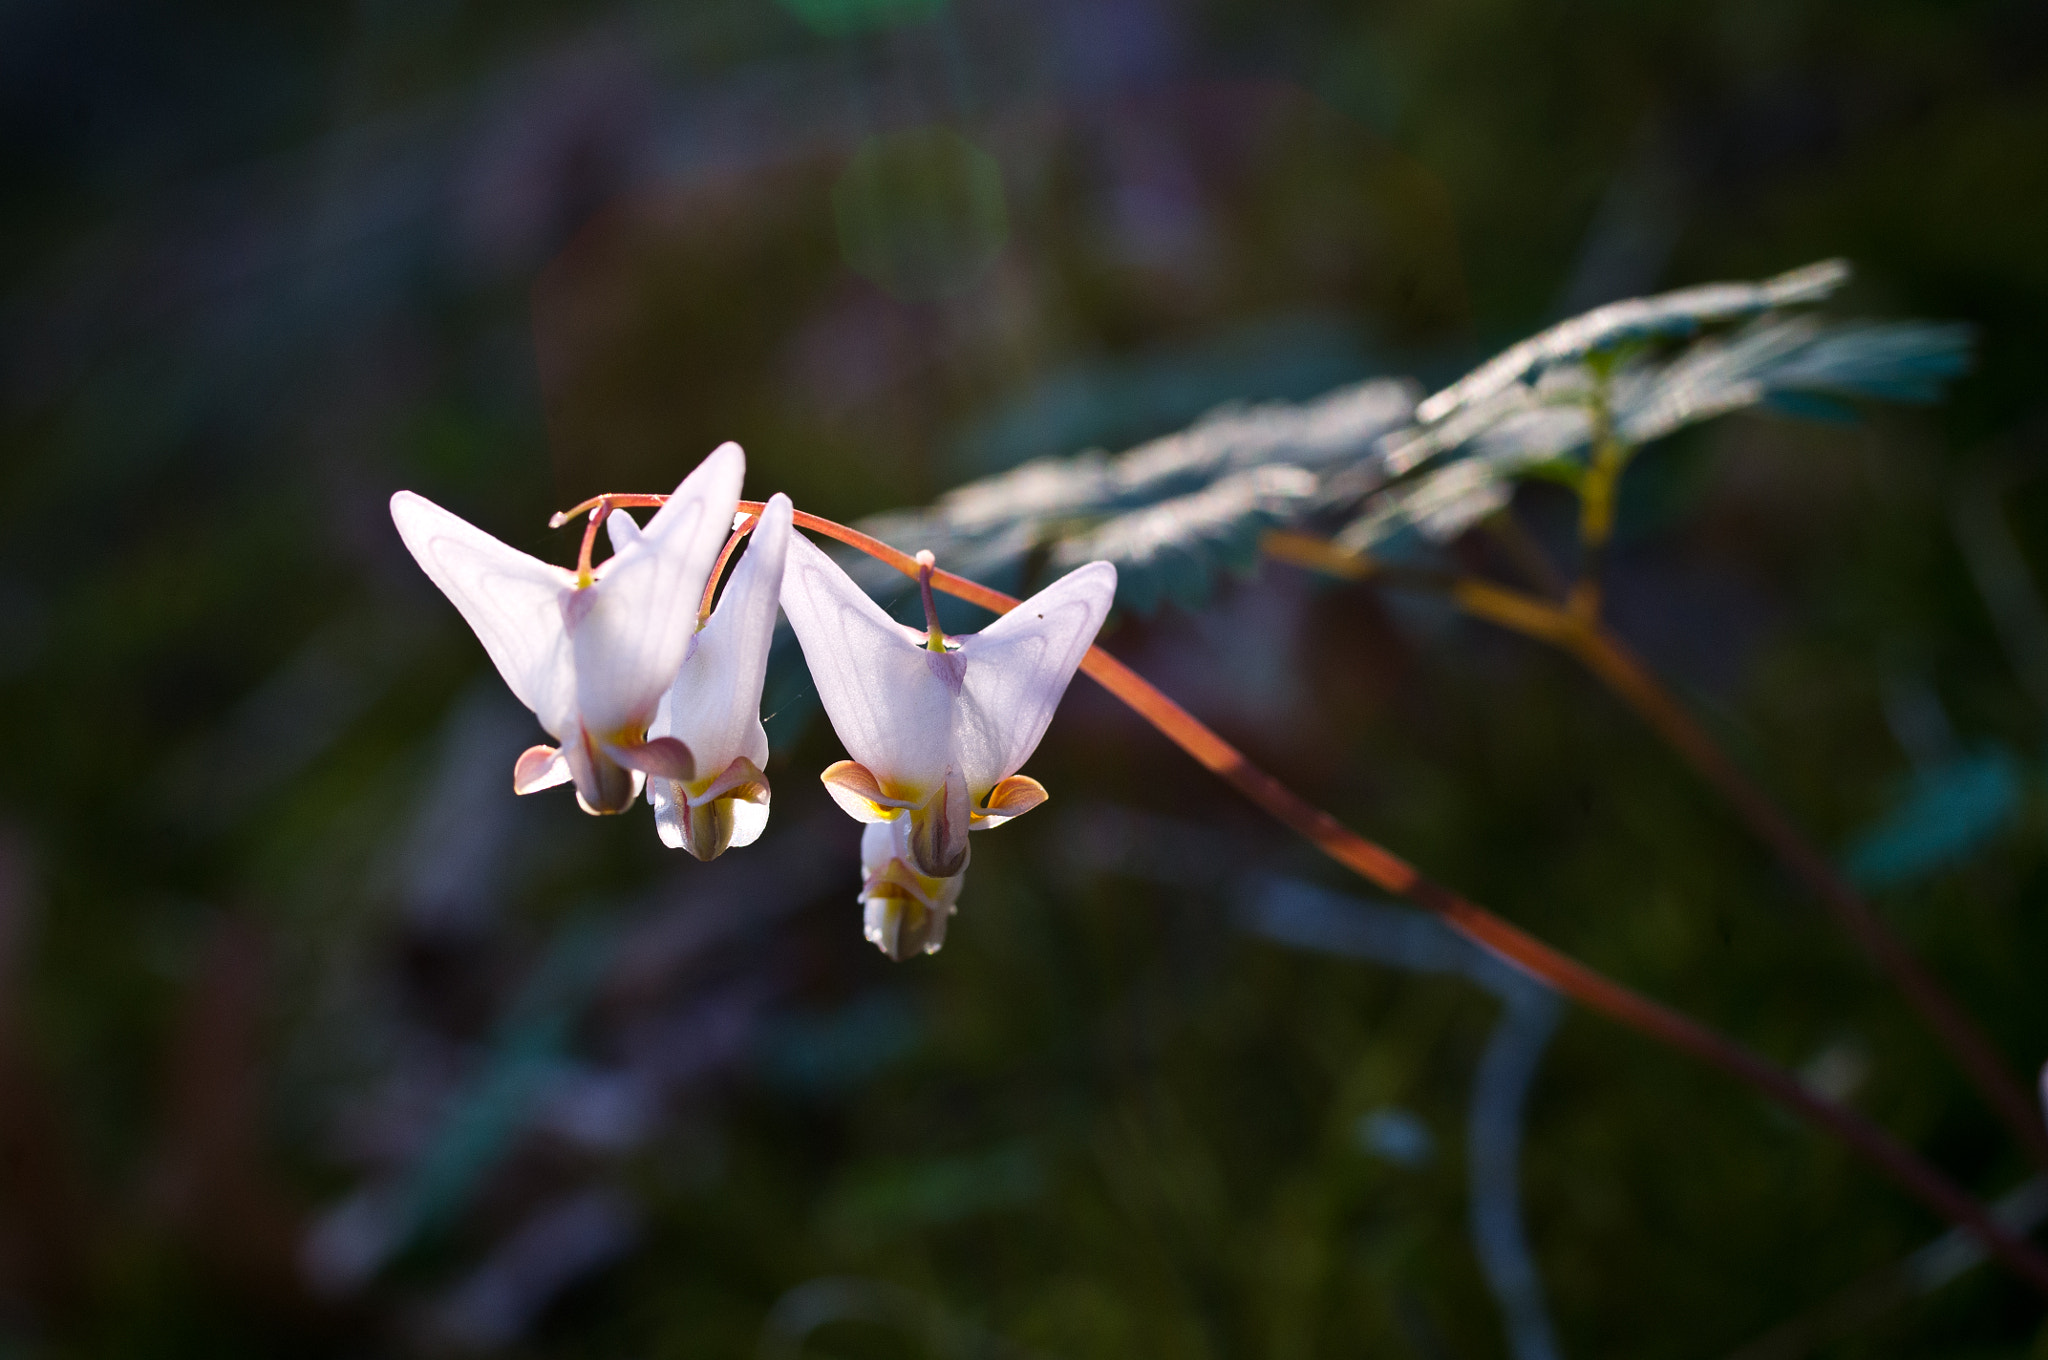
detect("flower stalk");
top-left (1570, 379), bottom-right (1629, 624)
top-left (615, 492), bottom-right (2048, 1292)
top-left (1266, 528), bottom-right (2048, 1176)
top-left (916, 550), bottom-right (946, 652)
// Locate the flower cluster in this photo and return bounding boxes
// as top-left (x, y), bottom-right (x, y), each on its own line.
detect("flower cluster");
top-left (390, 444), bottom-right (1115, 959)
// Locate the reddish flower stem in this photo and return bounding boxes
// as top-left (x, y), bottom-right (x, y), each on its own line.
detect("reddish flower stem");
top-left (699, 509), bottom-right (759, 626)
top-left (1263, 529), bottom-right (2048, 1173)
top-left (1566, 624), bottom-right (2048, 1172)
top-left (559, 494), bottom-right (2048, 1292)
top-left (574, 496), bottom-right (611, 585)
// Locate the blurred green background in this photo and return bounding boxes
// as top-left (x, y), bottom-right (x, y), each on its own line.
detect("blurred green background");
top-left (2, 0), bottom-right (2046, 1355)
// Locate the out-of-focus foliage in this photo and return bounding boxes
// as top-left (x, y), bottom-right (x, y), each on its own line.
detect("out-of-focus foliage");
top-left (1843, 748), bottom-right (2026, 892)
top-left (855, 377), bottom-right (1416, 610)
top-left (854, 261), bottom-right (1974, 611)
top-left (1348, 297), bottom-right (1975, 554)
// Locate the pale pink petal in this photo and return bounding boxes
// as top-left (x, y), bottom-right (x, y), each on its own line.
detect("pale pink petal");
top-left (652, 493), bottom-right (789, 781)
top-left (692, 755), bottom-right (771, 806)
top-left (650, 777), bottom-right (688, 849)
top-left (970, 773), bottom-right (1047, 829)
top-left (651, 756), bottom-right (770, 857)
top-left (603, 735), bottom-right (696, 781)
top-left (561, 729), bottom-right (644, 815)
top-left (858, 819), bottom-right (965, 960)
top-left (605, 508), bottom-right (642, 554)
top-left (904, 766), bottom-right (970, 878)
top-left (820, 760), bottom-right (918, 823)
top-left (389, 491), bottom-right (577, 736)
top-left (952, 561), bottom-right (1115, 798)
top-left (570, 443), bottom-right (744, 741)
top-left (512, 744), bottom-right (571, 795)
top-left (778, 531), bottom-right (956, 797)
top-left (729, 795), bottom-right (771, 848)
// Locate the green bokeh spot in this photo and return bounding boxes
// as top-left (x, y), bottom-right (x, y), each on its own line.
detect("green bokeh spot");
top-left (833, 127), bottom-right (1009, 302)
top-left (778, 0), bottom-right (946, 38)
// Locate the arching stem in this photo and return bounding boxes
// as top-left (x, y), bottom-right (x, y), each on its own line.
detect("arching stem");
top-left (574, 497), bottom-right (611, 588)
top-left (559, 492), bottom-right (2048, 1291)
top-left (1269, 529), bottom-right (2048, 1174)
top-left (699, 508), bottom-right (759, 627)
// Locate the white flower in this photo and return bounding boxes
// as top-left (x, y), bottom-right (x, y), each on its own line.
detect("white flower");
top-left (778, 529), bottom-right (1116, 886)
top-left (859, 818), bottom-right (966, 960)
top-left (645, 493), bottom-right (793, 860)
top-left (389, 442), bottom-right (744, 815)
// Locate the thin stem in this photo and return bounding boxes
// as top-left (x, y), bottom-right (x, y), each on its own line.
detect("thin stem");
top-left (574, 497), bottom-right (612, 587)
top-left (1572, 381), bottom-right (1627, 624)
top-left (1263, 531), bottom-right (1461, 594)
top-left (699, 509), bottom-right (759, 627)
top-left (552, 491), bottom-right (2048, 1282)
top-left (758, 503), bottom-right (2048, 1290)
top-left (1271, 532), bottom-right (2048, 1173)
top-left (549, 492), bottom-right (668, 528)
top-left (1568, 626), bottom-right (2048, 1173)
top-left (915, 550), bottom-right (946, 651)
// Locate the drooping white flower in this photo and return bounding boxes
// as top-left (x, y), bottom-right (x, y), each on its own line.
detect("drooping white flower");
top-left (858, 818), bottom-right (966, 960)
top-left (389, 442), bottom-right (744, 815)
top-left (645, 492), bottom-right (793, 860)
top-left (778, 529), bottom-right (1116, 888)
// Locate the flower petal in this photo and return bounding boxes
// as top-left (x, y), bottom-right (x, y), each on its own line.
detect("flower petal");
top-left (680, 797), bottom-right (739, 861)
top-left (952, 561), bottom-right (1116, 798)
top-left (729, 794), bottom-right (771, 849)
top-left (650, 777), bottom-right (688, 849)
top-left (570, 443), bottom-right (744, 740)
top-left (605, 508), bottom-right (642, 554)
top-left (604, 735), bottom-right (696, 782)
top-left (778, 530), bottom-right (957, 793)
top-left (389, 492), bottom-right (577, 734)
top-left (820, 760), bottom-right (919, 823)
top-left (660, 761), bottom-right (770, 860)
top-left (562, 731), bottom-right (643, 815)
top-left (858, 819), bottom-right (964, 960)
top-left (512, 744), bottom-right (571, 795)
top-left (971, 773), bottom-right (1047, 829)
top-left (691, 755), bottom-right (771, 807)
top-left (653, 493), bottom-right (789, 779)
top-left (905, 766), bottom-right (970, 877)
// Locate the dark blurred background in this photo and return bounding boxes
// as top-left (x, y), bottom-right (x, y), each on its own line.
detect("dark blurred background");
top-left (3, 0), bottom-right (2047, 1355)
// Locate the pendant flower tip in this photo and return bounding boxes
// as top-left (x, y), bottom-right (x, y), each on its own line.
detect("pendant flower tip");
top-left (779, 530), bottom-right (1116, 957)
top-left (388, 441), bottom-right (745, 818)
top-left (859, 818), bottom-right (965, 959)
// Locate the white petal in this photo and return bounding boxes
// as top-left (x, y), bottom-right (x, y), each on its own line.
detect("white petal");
top-left (570, 444), bottom-right (744, 739)
top-left (390, 492), bottom-right (577, 735)
top-left (777, 530), bottom-right (956, 797)
top-left (857, 819), bottom-right (964, 959)
top-left (649, 776), bottom-right (687, 849)
top-left (729, 794), bottom-right (771, 848)
top-left (970, 773), bottom-right (1047, 829)
top-left (603, 735), bottom-right (696, 781)
top-left (653, 493), bottom-right (790, 777)
top-left (605, 508), bottom-right (642, 554)
top-left (904, 765), bottom-right (970, 877)
top-left (561, 728), bottom-right (644, 814)
top-left (860, 818), bottom-right (901, 880)
top-left (512, 744), bottom-right (572, 794)
top-left (858, 808), bottom-right (967, 905)
top-left (952, 561), bottom-right (1116, 798)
